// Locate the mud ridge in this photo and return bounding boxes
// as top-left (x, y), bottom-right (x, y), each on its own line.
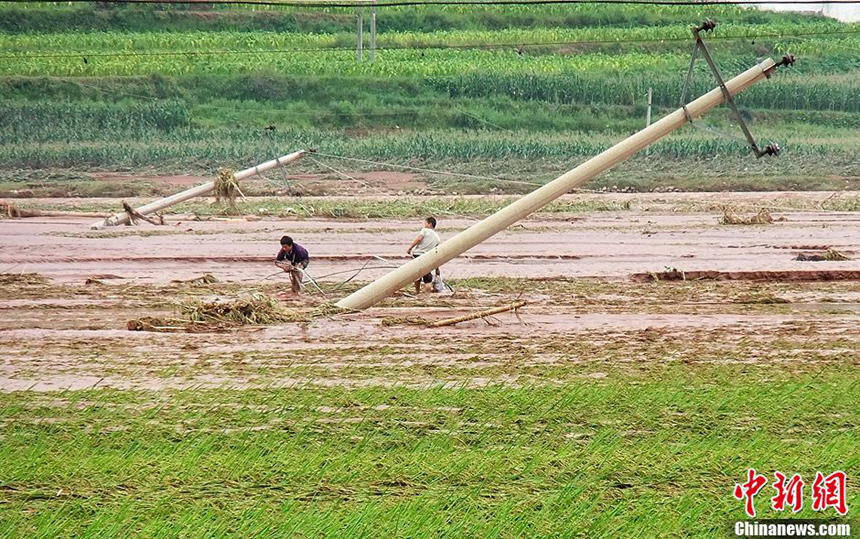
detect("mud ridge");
top-left (632, 270), bottom-right (860, 282)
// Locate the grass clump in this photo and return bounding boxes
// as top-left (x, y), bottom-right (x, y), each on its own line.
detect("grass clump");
top-left (381, 316), bottom-right (430, 327)
top-left (214, 167), bottom-right (242, 214)
top-left (183, 293), bottom-right (297, 326)
top-left (733, 292), bottom-right (790, 304)
top-left (720, 207), bottom-right (775, 225)
top-left (170, 273), bottom-right (220, 286)
top-left (824, 248), bottom-right (851, 261)
top-left (127, 294), bottom-right (344, 332)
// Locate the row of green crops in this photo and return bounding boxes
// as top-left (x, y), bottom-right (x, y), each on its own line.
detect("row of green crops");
top-left (7, 97), bottom-right (860, 144)
top-left (0, 23), bottom-right (857, 79)
top-left (0, 48), bottom-right (689, 78)
top-left (429, 71), bottom-right (860, 112)
top-left (0, 65), bottom-right (860, 112)
top-left (1, 22), bottom-right (850, 51)
top-left (3, 99), bottom-right (858, 142)
top-left (0, 100), bottom-right (190, 137)
top-left (3, 70), bottom-right (857, 114)
top-left (2, 128), bottom-right (855, 169)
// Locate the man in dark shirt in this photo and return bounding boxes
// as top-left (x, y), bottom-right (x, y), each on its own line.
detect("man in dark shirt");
top-left (277, 236), bottom-right (310, 294)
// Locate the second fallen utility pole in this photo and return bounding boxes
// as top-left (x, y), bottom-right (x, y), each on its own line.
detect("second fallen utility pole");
top-left (336, 55), bottom-right (793, 311)
top-left (90, 150), bottom-right (306, 229)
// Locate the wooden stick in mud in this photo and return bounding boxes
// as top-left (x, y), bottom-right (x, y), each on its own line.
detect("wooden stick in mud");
top-left (122, 201), bottom-right (164, 226)
top-left (428, 301), bottom-right (526, 328)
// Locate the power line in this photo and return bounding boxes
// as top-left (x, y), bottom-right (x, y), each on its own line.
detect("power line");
top-left (1, 29), bottom-right (857, 61)
top-left (6, 0), bottom-right (860, 7)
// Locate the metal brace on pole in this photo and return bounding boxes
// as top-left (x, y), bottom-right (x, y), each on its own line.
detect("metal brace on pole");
top-left (680, 19), bottom-right (794, 158)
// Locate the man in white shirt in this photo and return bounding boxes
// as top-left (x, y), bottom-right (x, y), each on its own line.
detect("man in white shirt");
top-left (406, 216), bottom-right (442, 295)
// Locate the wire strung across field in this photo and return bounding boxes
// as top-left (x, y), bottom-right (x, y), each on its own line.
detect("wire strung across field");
top-left (305, 155), bottom-right (390, 196)
top-left (313, 152), bottom-right (544, 188)
top-left (307, 150), bottom-right (858, 217)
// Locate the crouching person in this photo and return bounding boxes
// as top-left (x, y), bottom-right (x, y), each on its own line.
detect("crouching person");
top-left (277, 235), bottom-right (310, 294)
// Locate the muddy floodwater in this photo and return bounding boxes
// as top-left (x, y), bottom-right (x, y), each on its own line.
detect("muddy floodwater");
top-left (1, 192), bottom-right (858, 392)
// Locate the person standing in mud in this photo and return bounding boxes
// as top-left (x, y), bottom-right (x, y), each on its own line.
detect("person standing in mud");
top-left (406, 216), bottom-right (442, 295)
top-left (277, 236), bottom-right (310, 294)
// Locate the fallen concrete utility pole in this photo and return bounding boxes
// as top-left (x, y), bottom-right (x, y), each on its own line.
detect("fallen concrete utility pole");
top-left (337, 56), bottom-right (792, 311)
top-left (91, 150), bottom-right (306, 229)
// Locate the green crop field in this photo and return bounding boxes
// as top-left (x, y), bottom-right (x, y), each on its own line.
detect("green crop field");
top-left (0, 2), bottom-right (859, 195)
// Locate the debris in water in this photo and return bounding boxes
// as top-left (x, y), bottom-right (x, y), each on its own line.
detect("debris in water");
top-left (381, 316), bottom-right (430, 327)
top-left (720, 208), bottom-right (775, 225)
top-left (171, 274), bottom-right (220, 285)
top-left (428, 301), bottom-right (527, 328)
top-left (794, 249), bottom-right (851, 262)
top-left (127, 295), bottom-right (345, 332)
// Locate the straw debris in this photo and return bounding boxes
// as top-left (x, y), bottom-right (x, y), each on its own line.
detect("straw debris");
top-left (127, 294), bottom-right (345, 332)
top-left (381, 316), bottom-right (430, 327)
top-left (171, 274), bottom-right (220, 285)
top-left (215, 168), bottom-right (243, 214)
top-left (720, 207), bottom-right (774, 225)
top-left (183, 293), bottom-right (297, 325)
top-left (824, 248), bottom-right (850, 261)
top-left (1, 202), bottom-right (22, 219)
top-left (794, 249), bottom-right (851, 262)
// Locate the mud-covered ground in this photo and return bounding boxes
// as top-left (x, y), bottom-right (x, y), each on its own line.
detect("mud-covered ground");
top-left (2, 191), bottom-right (858, 391)
top-left (1, 192), bottom-right (858, 536)
top-left (3, 191), bottom-right (859, 284)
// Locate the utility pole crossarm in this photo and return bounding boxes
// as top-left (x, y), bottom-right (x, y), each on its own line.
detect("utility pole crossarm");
top-left (336, 56), bottom-right (790, 311)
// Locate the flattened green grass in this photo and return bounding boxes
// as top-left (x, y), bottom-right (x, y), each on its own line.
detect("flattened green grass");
top-left (1, 364), bottom-right (857, 537)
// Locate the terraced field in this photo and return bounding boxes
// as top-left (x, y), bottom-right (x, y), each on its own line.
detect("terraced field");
top-left (1, 3), bottom-right (859, 194)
